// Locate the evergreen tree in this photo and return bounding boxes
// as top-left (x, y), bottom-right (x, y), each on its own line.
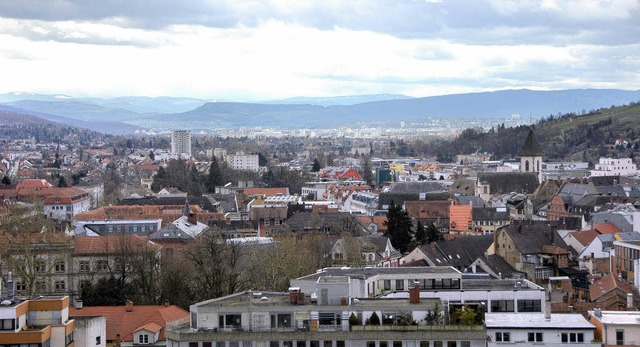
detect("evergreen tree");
top-left (361, 158), bottom-right (374, 186)
top-left (205, 156), bottom-right (223, 193)
top-left (1, 175), bottom-right (11, 186)
top-left (426, 222), bottom-right (443, 243)
top-left (149, 150), bottom-right (155, 161)
top-left (383, 201), bottom-right (413, 253)
top-left (414, 221), bottom-right (427, 245)
top-left (311, 158), bottom-right (321, 172)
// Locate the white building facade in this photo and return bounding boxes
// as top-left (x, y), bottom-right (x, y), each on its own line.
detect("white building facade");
top-left (171, 130), bottom-right (192, 157)
top-left (591, 157), bottom-right (639, 177)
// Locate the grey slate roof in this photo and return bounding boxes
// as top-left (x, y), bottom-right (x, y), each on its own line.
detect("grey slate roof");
top-left (518, 129), bottom-right (544, 157)
top-left (472, 207), bottom-right (510, 220)
top-left (477, 172), bottom-right (539, 195)
top-left (476, 254), bottom-right (520, 279)
top-left (149, 223), bottom-right (193, 241)
top-left (457, 195), bottom-right (486, 207)
top-left (504, 222), bottom-right (568, 255)
top-left (389, 181), bottom-right (447, 193)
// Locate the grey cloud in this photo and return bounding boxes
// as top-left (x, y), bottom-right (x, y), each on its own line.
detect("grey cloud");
top-left (0, 0), bottom-right (638, 47)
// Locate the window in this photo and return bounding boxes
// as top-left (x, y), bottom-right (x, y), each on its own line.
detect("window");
top-left (420, 342), bottom-right (430, 347)
top-left (35, 281), bottom-right (45, 292)
top-left (495, 332), bottom-right (511, 342)
top-left (66, 332), bottom-right (74, 346)
top-left (447, 342), bottom-right (457, 347)
top-left (616, 330), bottom-right (624, 345)
top-left (35, 259), bottom-right (46, 273)
top-left (79, 261), bottom-right (91, 272)
top-left (15, 282), bottom-right (26, 292)
top-left (396, 279), bottom-right (404, 290)
top-left (54, 260), bottom-right (66, 273)
top-left (54, 280), bottom-right (66, 291)
top-left (189, 343), bottom-right (198, 347)
top-left (97, 260), bottom-right (109, 271)
top-left (433, 342), bottom-right (443, 347)
top-left (491, 300), bottom-right (514, 312)
top-left (96, 336), bottom-right (101, 345)
top-left (0, 319), bottom-right (15, 330)
top-left (460, 342), bottom-right (470, 347)
top-left (561, 332), bottom-right (584, 343)
top-left (528, 332), bottom-right (543, 342)
top-left (383, 280), bottom-right (391, 290)
top-left (518, 300), bottom-right (542, 312)
top-left (138, 334), bottom-right (149, 344)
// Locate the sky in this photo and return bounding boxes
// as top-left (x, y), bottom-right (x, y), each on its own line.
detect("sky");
top-left (0, 0), bottom-right (639, 101)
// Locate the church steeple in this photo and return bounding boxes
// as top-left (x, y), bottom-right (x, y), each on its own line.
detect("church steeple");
top-left (518, 128), bottom-right (544, 157)
top-left (519, 128), bottom-right (544, 183)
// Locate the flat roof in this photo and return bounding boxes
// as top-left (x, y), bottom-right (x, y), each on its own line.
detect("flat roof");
top-left (589, 310), bottom-right (640, 325)
top-left (485, 313), bottom-right (594, 329)
top-left (296, 267), bottom-right (461, 281)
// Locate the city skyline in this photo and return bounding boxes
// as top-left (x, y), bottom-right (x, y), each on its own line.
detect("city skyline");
top-left (0, 0), bottom-right (638, 101)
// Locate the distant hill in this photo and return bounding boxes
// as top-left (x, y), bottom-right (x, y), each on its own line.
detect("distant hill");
top-left (0, 110), bottom-right (111, 142)
top-left (154, 89), bottom-right (640, 129)
top-left (2, 89), bottom-right (639, 133)
top-left (0, 104), bottom-right (141, 135)
top-left (432, 102), bottom-right (640, 163)
top-left (262, 94), bottom-right (413, 106)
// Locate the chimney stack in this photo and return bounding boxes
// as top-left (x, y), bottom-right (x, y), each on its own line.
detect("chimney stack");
top-left (409, 282), bottom-right (421, 304)
top-left (544, 300), bottom-right (551, 320)
top-left (188, 213), bottom-right (198, 225)
top-left (594, 307), bottom-right (602, 318)
top-left (125, 300), bottom-right (134, 312)
top-left (627, 293), bottom-right (634, 309)
top-left (7, 272), bottom-right (14, 301)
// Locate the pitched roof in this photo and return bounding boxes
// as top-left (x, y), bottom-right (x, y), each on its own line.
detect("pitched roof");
top-left (503, 222), bottom-right (567, 255)
top-left (518, 128), bottom-right (544, 157)
top-left (569, 229), bottom-right (598, 247)
top-left (589, 273), bottom-right (634, 301)
top-left (477, 172), bottom-right (539, 195)
top-left (243, 187), bottom-right (289, 197)
top-left (70, 304), bottom-right (189, 342)
top-left (593, 222), bottom-right (622, 235)
top-left (73, 235), bottom-right (161, 256)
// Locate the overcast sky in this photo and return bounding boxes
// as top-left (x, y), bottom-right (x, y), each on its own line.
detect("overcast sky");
top-left (0, 0), bottom-right (639, 101)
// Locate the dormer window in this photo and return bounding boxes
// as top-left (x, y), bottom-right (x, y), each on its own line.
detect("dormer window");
top-left (138, 334), bottom-right (149, 344)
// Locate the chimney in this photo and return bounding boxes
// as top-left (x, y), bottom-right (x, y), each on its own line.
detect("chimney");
top-left (125, 300), bottom-right (134, 312)
top-left (188, 213), bottom-right (198, 225)
top-left (627, 293), bottom-right (634, 309)
top-left (163, 300), bottom-right (170, 307)
top-left (409, 282), bottom-right (420, 304)
top-left (594, 307), bottom-right (602, 318)
top-left (544, 300), bottom-right (551, 320)
top-left (7, 272), bottom-right (14, 301)
top-left (75, 300), bottom-right (83, 310)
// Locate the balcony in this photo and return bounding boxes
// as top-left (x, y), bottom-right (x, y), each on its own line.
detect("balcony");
top-left (351, 325), bottom-right (484, 332)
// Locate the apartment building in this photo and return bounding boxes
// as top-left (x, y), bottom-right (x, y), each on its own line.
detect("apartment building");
top-left (0, 295), bottom-right (75, 347)
top-left (171, 130), bottom-right (192, 157)
top-left (226, 154), bottom-right (260, 172)
top-left (591, 157), bottom-right (639, 177)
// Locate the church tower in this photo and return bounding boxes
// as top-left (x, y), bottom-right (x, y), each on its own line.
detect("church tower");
top-left (519, 128), bottom-right (544, 183)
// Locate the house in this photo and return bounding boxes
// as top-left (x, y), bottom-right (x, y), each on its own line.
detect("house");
top-left (449, 204), bottom-right (472, 234)
top-left (589, 273), bottom-right (636, 310)
top-left (588, 309), bottom-right (640, 346)
top-left (493, 222), bottom-right (570, 282)
top-left (319, 167), bottom-right (362, 181)
top-left (70, 300), bottom-right (189, 347)
top-left (328, 235), bottom-right (399, 267)
top-left (486, 312), bottom-right (597, 346)
top-left (401, 235), bottom-right (494, 272)
top-left (592, 204), bottom-right (640, 233)
top-left (472, 206), bottom-right (510, 233)
top-left (0, 295), bottom-right (77, 347)
top-left (404, 199), bottom-right (451, 232)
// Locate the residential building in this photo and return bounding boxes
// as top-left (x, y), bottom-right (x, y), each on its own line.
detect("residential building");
top-left (226, 153), bottom-right (260, 172)
top-left (167, 281), bottom-right (487, 347)
top-left (171, 130), bottom-right (192, 157)
top-left (591, 157), bottom-right (639, 177)
top-left (71, 300), bottom-right (189, 347)
top-left (449, 205), bottom-right (472, 234)
top-left (486, 312), bottom-right (597, 346)
top-left (588, 309), bottom-right (640, 347)
top-left (589, 273), bottom-right (636, 310)
top-left (0, 295), bottom-right (76, 347)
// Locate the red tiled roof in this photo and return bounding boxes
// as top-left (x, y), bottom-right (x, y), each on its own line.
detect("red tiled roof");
top-left (569, 229), bottom-right (598, 247)
top-left (589, 273), bottom-right (634, 301)
top-left (356, 216), bottom-right (387, 231)
top-left (243, 187), bottom-right (289, 197)
top-left (70, 304), bottom-right (189, 342)
top-left (133, 322), bottom-right (163, 334)
top-left (73, 235), bottom-right (161, 255)
top-left (16, 179), bottom-right (52, 189)
top-left (593, 222), bottom-right (621, 235)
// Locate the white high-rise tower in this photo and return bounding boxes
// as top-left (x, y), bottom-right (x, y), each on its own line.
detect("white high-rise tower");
top-left (171, 130), bottom-right (192, 157)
